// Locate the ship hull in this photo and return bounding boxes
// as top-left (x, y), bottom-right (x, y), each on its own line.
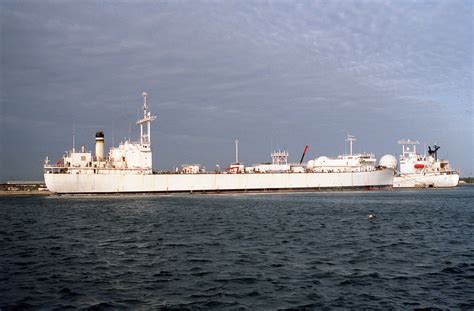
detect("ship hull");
top-left (44, 169), bottom-right (394, 194)
top-left (393, 173), bottom-right (459, 188)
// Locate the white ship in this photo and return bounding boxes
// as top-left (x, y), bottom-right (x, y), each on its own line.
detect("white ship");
top-left (43, 92), bottom-right (395, 194)
top-left (393, 139), bottom-right (459, 188)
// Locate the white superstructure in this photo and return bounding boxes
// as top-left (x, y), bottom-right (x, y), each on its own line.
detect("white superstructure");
top-left (44, 92), bottom-right (394, 194)
top-left (393, 139), bottom-right (459, 188)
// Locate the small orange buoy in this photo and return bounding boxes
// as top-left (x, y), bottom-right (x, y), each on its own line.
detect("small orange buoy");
top-left (414, 163), bottom-right (425, 169)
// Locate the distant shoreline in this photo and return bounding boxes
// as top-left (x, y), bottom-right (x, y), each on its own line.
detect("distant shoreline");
top-left (0, 182), bottom-right (51, 196)
top-left (0, 190), bottom-right (52, 196)
top-left (459, 177), bottom-right (474, 184)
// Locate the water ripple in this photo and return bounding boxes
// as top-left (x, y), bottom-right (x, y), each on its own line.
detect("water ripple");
top-left (1, 188), bottom-right (474, 309)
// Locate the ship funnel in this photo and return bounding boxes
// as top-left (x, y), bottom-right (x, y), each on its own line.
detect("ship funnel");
top-left (95, 131), bottom-right (105, 161)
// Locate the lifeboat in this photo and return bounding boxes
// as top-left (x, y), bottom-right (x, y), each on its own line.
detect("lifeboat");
top-left (414, 163), bottom-right (425, 169)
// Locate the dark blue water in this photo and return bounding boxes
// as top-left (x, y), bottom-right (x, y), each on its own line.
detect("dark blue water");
top-left (1, 187), bottom-right (473, 309)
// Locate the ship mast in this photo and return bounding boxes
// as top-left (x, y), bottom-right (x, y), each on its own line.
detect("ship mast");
top-left (235, 139), bottom-right (239, 164)
top-left (346, 134), bottom-right (356, 156)
top-left (136, 92), bottom-right (157, 147)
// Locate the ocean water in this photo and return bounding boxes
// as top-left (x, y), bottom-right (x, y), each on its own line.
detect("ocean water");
top-left (1, 187), bottom-right (473, 310)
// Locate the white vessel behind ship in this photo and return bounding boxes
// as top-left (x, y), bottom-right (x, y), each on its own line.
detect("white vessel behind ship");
top-left (393, 139), bottom-right (459, 188)
top-left (44, 92), bottom-right (395, 194)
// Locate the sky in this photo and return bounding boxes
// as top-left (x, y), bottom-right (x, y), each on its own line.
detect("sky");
top-left (0, 0), bottom-right (472, 181)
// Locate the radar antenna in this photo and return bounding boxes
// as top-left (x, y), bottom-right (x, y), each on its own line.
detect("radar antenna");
top-left (398, 139), bottom-right (420, 157)
top-left (428, 144), bottom-right (440, 161)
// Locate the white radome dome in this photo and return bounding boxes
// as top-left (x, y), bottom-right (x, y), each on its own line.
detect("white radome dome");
top-left (307, 160), bottom-right (315, 168)
top-left (379, 154), bottom-right (397, 169)
top-left (317, 156), bottom-right (329, 162)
